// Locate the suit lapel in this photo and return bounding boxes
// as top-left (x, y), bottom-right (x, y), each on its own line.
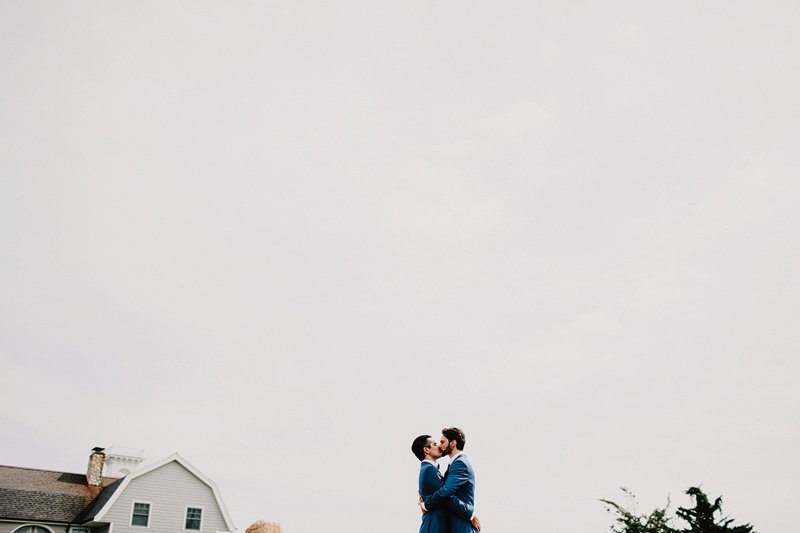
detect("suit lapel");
top-left (422, 461), bottom-right (442, 479)
top-left (444, 454), bottom-right (467, 479)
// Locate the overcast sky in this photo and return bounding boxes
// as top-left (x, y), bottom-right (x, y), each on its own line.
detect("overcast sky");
top-left (1, 2), bottom-right (798, 532)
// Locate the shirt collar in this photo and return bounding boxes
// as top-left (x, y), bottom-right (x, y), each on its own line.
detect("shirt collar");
top-left (423, 459), bottom-right (438, 467)
top-left (451, 452), bottom-right (464, 463)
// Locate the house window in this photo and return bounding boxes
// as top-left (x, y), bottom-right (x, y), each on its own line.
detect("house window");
top-left (131, 502), bottom-right (151, 527)
top-left (185, 507), bottom-right (203, 530)
top-left (14, 527), bottom-right (52, 533)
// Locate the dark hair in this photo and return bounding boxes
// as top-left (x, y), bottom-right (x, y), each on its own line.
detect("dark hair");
top-left (412, 435), bottom-right (432, 461)
top-left (442, 427), bottom-right (466, 450)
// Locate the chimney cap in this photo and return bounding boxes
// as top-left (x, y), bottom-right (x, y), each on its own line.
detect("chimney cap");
top-left (92, 447), bottom-right (106, 453)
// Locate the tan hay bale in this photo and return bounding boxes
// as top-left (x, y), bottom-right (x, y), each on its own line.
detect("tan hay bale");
top-left (245, 520), bottom-right (282, 533)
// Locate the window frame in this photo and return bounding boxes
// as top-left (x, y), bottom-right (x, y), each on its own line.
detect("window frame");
top-left (12, 526), bottom-right (55, 533)
top-left (130, 501), bottom-right (153, 528)
top-left (183, 505), bottom-right (204, 531)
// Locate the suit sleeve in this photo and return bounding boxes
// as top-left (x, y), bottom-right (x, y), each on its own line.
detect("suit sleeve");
top-left (444, 494), bottom-right (474, 521)
top-left (423, 461), bottom-right (470, 510)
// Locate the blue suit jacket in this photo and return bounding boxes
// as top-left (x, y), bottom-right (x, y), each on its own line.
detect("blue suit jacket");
top-left (422, 455), bottom-right (477, 533)
top-left (418, 461), bottom-right (473, 533)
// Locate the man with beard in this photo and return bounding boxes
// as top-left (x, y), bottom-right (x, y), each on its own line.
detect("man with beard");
top-left (419, 428), bottom-right (480, 533)
top-left (412, 434), bottom-right (479, 533)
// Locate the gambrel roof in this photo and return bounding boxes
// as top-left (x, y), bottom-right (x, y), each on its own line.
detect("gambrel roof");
top-left (84, 453), bottom-right (236, 531)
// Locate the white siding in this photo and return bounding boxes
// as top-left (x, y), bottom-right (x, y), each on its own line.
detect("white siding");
top-left (102, 462), bottom-right (229, 533)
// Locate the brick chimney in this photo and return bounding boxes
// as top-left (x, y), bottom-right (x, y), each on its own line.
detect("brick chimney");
top-left (86, 447), bottom-right (106, 486)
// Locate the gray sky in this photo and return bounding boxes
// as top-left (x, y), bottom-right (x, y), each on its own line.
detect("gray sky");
top-left (1, 2), bottom-right (798, 532)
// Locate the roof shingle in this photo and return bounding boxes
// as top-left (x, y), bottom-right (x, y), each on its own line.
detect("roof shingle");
top-left (0, 465), bottom-right (119, 523)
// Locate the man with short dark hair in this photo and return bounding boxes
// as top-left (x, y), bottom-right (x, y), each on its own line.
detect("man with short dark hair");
top-left (419, 427), bottom-right (480, 533)
top-left (412, 434), bottom-right (477, 533)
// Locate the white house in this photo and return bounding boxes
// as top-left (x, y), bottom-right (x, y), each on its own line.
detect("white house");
top-left (0, 448), bottom-right (235, 533)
